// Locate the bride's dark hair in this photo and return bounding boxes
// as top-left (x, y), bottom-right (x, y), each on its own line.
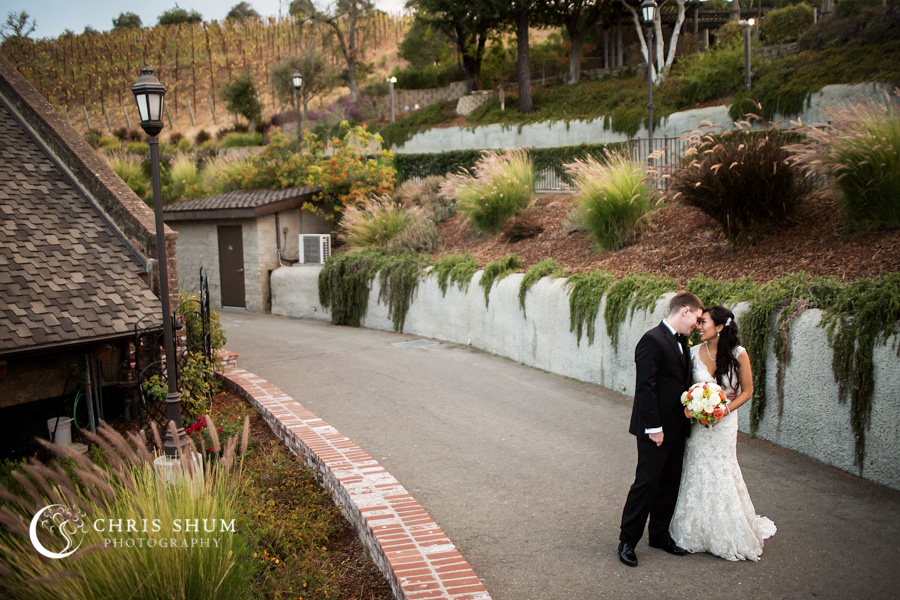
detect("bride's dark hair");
top-left (706, 305), bottom-right (741, 388)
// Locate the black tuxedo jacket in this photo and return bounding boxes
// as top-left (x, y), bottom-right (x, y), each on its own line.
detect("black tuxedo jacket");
top-left (628, 322), bottom-right (692, 439)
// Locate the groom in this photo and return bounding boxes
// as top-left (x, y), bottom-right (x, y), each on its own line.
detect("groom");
top-left (618, 292), bottom-right (704, 567)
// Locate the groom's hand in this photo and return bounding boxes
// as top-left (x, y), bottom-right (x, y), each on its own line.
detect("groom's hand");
top-left (649, 431), bottom-right (664, 446)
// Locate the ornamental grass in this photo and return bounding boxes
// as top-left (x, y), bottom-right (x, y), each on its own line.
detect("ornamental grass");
top-left (340, 197), bottom-right (440, 254)
top-left (565, 152), bottom-right (654, 251)
top-left (440, 149), bottom-right (536, 234)
top-left (787, 90), bottom-right (900, 231)
top-left (668, 127), bottom-right (814, 242)
top-left (0, 421), bottom-right (255, 600)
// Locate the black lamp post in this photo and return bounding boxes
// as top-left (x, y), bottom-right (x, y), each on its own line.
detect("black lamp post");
top-left (131, 66), bottom-right (184, 458)
top-left (740, 19), bottom-right (756, 92)
top-left (641, 0), bottom-right (658, 142)
top-left (387, 76), bottom-right (397, 123)
top-left (292, 71), bottom-right (303, 149)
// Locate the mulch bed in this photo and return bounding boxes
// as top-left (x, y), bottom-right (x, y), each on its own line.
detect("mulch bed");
top-left (435, 193), bottom-right (900, 283)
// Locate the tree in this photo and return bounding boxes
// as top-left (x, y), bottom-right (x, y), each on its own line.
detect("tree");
top-left (271, 48), bottom-right (336, 117)
top-left (290, 0), bottom-right (373, 101)
top-left (489, 0), bottom-right (556, 113)
top-left (546, 0), bottom-right (612, 85)
top-left (399, 13), bottom-right (454, 69)
top-left (620, 0), bottom-right (689, 84)
top-left (227, 2), bottom-right (261, 21)
top-left (0, 11), bottom-right (36, 42)
top-left (412, 0), bottom-right (502, 92)
top-left (112, 11), bottom-right (143, 30)
top-left (220, 73), bottom-right (263, 129)
top-left (158, 6), bottom-right (203, 26)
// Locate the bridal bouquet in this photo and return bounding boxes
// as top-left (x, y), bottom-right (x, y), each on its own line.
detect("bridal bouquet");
top-left (681, 382), bottom-right (728, 426)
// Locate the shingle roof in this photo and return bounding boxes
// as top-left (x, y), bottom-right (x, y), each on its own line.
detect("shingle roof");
top-left (163, 187), bottom-right (317, 213)
top-left (0, 101), bottom-right (162, 356)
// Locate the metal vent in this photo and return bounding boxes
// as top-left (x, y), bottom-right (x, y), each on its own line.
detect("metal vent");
top-left (299, 234), bottom-right (331, 264)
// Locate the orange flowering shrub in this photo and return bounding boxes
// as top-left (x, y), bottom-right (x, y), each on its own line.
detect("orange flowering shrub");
top-left (306, 122), bottom-right (397, 222)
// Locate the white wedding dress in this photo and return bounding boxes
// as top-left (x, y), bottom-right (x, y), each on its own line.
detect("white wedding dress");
top-left (670, 345), bottom-right (776, 561)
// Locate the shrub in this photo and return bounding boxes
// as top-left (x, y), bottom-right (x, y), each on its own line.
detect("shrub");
top-left (799, 2), bottom-right (900, 49)
top-left (715, 21), bottom-right (744, 48)
top-left (195, 129), bottom-right (212, 145)
top-left (169, 131), bottom-right (184, 145)
top-left (786, 91), bottom-right (900, 230)
top-left (762, 3), bottom-right (815, 45)
top-left (220, 73), bottom-right (263, 129)
top-left (84, 128), bottom-right (103, 148)
top-left (220, 131), bottom-right (265, 148)
top-left (112, 126), bottom-right (128, 140)
top-left (0, 421), bottom-right (255, 600)
top-left (675, 44), bottom-right (745, 110)
top-left (669, 128), bottom-right (815, 241)
top-left (126, 140), bottom-right (149, 154)
top-left (308, 123), bottom-right (397, 222)
top-left (440, 149), bottom-right (536, 234)
top-left (565, 152), bottom-right (653, 251)
top-left (168, 154), bottom-right (200, 202)
top-left (392, 175), bottom-right (457, 223)
top-left (107, 152), bottom-right (148, 198)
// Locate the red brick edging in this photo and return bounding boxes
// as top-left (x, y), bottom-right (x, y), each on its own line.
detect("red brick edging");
top-left (221, 367), bottom-right (492, 600)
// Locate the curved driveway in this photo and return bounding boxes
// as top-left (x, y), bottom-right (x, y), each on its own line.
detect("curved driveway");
top-left (221, 311), bottom-right (900, 600)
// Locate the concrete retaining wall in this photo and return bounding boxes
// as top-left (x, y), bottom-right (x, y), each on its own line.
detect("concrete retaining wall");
top-left (270, 265), bottom-right (900, 491)
top-left (393, 82), bottom-right (896, 154)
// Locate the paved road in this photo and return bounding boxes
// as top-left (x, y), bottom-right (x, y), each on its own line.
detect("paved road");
top-left (221, 311), bottom-right (900, 600)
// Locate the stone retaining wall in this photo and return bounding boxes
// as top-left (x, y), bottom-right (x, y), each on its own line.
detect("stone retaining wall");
top-left (270, 265), bottom-right (900, 491)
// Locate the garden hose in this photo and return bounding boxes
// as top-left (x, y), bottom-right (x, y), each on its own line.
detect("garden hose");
top-left (72, 390), bottom-right (84, 431)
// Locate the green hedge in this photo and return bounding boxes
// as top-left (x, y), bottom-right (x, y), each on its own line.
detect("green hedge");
top-left (393, 141), bottom-right (631, 184)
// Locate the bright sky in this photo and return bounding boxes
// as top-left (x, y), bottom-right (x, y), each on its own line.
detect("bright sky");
top-left (0, 0), bottom-right (408, 39)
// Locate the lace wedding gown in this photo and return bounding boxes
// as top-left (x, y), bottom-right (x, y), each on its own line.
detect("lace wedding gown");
top-left (670, 345), bottom-right (776, 561)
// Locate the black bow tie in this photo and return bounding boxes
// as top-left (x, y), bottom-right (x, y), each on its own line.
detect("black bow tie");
top-left (674, 333), bottom-right (687, 342)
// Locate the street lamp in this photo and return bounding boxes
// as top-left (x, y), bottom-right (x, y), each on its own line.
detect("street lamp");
top-left (739, 19), bottom-right (756, 92)
top-left (641, 0), bottom-right (658, 142)
top-left (292, 71), bottom-right (303, 149)
top-left (387, 76), bottom-right (397, 123)
top-left (131, 66), bottom-right (184, 459)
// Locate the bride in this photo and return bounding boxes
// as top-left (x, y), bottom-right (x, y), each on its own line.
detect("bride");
top-left (670, 305), bottom-right (776, 561)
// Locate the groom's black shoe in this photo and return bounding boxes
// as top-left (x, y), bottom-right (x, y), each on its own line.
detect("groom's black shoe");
top-left (617, 541), bottom-right (638, 567)
top-left (649, 538), bottom-right (688, 556)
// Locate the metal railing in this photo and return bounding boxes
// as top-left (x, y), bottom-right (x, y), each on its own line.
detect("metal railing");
top-left (534, 136), bottom-right (691, 192)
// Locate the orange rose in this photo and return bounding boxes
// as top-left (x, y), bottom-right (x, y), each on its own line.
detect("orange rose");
top-left (712, 407), bottom-right (725, 420)
top-left (685, 407), bottom-right (692, 419)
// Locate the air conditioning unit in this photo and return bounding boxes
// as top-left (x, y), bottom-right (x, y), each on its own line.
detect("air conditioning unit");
top-left (299, 234), bottom-right (331, 264)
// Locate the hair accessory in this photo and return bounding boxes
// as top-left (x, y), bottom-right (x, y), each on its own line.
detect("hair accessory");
top-left (725, 317), bottom-right (732, 327)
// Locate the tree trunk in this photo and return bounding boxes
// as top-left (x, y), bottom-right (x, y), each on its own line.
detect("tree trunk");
top-left (457, 25), bottom-right (485, 92)
top-left (516, 10), bottom-right (533, 113)
top-left (567, 23), bottom-right (586, 85)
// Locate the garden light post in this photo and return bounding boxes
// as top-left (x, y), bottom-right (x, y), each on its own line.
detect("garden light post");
top-left (740, 19), bottom-right (755, 91)
top-left (388, 76), bottom-right (397, 123)
top-left (641, 0), bottom-right (658, 143)
top-left (292, 71), bottom-right (303, 149)
top-left (131, 66), bottom-right (184, 458)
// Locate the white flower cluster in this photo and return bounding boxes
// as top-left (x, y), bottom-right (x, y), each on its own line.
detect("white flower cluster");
top-left (682, 382), bottom-right (725, 414)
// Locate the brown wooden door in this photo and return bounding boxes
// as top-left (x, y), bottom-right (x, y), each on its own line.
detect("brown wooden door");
top-left (217, 225), bottom-right (245, 308)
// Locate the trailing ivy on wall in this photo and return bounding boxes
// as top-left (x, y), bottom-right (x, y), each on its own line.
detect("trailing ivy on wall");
top-left (566, 271), bottom-right (615, 346)
top-left (604, 273), bottom-right (678, 352)
top-left (431, 254), bottom-right (479, 296)
top-left (519, 259), bottom-right (566, 316)
top-left (479, 255), bottom-right (523, 308)
top-left (821, 272), bottom-right (900, 469)
top-left (318, 250), bottom-right (387, 327)
top-left (317, 249), bottom-right (899, 471)
top-left (377, 254), bottom-right (432, 332)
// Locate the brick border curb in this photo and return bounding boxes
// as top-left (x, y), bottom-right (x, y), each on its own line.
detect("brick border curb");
top-left (221, 368), bottom-right (492, 600)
